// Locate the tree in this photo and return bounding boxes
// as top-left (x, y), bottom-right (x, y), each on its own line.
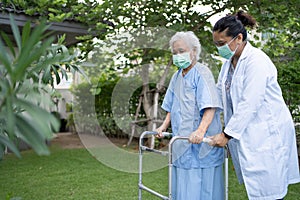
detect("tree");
top-left (4, 0), bottom-right (299, 142)
top-left (247, 0), bottom-right (300, 123)
top-left (83, 0), bottom-right (230, 146)
top-left (89, 0), bottom-right (300, 143)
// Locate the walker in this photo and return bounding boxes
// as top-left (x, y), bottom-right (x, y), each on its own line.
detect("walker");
top-left (138, 131), bottom-right (229, 200)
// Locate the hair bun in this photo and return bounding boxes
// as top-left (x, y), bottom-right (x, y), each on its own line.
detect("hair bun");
top-left (235, 10), bottom-right (257, 29)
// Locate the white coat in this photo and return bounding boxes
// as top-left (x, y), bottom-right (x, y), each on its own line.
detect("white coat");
top-left (217, 42), bottom-right (300, 200)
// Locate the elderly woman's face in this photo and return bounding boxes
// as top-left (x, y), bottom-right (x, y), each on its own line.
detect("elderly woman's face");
top-left (172, 39), bottom-right (190, 55)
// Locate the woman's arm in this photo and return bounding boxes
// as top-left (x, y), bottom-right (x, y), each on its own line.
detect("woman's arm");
top-left (189, 108), bottom-right (215, 144)
top-left (156, 112), bottom-right (171, 138)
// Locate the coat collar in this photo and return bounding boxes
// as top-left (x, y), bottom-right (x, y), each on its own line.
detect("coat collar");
top-left (238, 41), bottom-right (254, 61)
top-left (222, 41), bottom-right (254, 71)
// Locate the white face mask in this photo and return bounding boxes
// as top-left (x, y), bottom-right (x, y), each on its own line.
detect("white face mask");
top-left (172, 52), bottom-right (191, 69)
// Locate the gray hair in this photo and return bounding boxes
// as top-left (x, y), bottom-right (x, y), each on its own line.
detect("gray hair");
top-left (169, 31), bottom-right (201, 61)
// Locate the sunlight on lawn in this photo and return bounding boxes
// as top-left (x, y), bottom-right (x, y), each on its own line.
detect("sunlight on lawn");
top-left (0, 146), bottom-right (299, 200)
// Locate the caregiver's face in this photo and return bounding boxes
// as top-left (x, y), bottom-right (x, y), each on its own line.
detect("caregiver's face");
top-left (213, 30), bottom-right (235, 49)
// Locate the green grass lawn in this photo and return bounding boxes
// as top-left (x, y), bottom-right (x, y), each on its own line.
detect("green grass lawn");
top-left (0, 146), bottom-right (299, 200)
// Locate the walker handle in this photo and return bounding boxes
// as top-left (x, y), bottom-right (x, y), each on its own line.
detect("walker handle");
top-left (141, 131), bottom-right (212, 143)
top-left (203, 137), bottom-right (212, 143)
top-left (141, 131), bottom-right (172, 138)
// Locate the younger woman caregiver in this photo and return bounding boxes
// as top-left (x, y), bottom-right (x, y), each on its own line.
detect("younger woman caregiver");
top-left (209, 10), bottom-right (300, 200)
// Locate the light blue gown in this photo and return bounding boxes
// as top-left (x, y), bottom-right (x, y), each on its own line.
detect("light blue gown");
top-left (162, 62), bottom-right (224, 200)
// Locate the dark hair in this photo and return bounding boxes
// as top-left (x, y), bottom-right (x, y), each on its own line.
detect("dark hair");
top-left (213, 10), bottom-right (257, 41)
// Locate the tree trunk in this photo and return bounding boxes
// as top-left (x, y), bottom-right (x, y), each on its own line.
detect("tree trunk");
top-left (151, 58), bottom-right (172, 133)
top-left (129, 58), bottom-right (172, 148)
top-left (127, 95), bottom-right (143, 146)
top-left (143, 60), bottom-right (172, 148)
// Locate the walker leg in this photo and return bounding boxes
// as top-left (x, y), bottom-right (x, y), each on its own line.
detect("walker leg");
top-left (225, 148), bottom-right (229, 200)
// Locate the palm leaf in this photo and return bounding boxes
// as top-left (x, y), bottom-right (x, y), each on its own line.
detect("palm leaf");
top-left (14, 37), bottom-right (54, 82)
top-left (9, 14), bottom-right (21, 50)
top-left (15, 114), bottom-right (50, 155)
top-left (5, 95), bottom-right (15, 138)
top-left (0, 15), bottom-right (81, 158)
top-left (21, 21), bottom-right (31, 47)
top-left (0, 134), bottom-right (21, 158)
top-left (16, 98), bottom-right (60, 137)
top-left (0, 36), bottom-right (13, 75)
top-left (0, 31), bottom-right (16, 58)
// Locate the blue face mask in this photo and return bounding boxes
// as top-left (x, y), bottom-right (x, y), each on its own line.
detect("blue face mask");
top-left (216, 37), bottom-right (238, 60)
top-left (172, 52), bottom-right (191, 69)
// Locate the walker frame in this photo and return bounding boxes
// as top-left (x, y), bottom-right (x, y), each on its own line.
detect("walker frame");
top-left (138, 131), bottom-right (229, 200)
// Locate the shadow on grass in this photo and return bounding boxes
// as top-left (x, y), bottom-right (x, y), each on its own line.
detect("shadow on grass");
top-left (0, 146), bottom-right (299, 200)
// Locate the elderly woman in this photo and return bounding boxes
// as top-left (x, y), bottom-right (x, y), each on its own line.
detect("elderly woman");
top-left (156, 31), bottom-right (224, 200)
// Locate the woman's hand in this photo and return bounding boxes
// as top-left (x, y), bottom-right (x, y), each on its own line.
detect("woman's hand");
top-left (156, 126), bottom-right (166, 138)
top-left (189, 130), bottom-right (204, 144)
top-left (208, 132), bottom-right (229, 147)
top-left (156, 112), bottom-right (171, 138)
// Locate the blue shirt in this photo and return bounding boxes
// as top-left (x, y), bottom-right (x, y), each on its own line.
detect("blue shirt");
top-left (162, 62), bottom-right (224, 169)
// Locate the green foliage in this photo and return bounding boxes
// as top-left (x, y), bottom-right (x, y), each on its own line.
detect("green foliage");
top-left (247, 0), bottom-right (300, 123)
top-left (5, 0), bottom-right (299, 132)
top-left (2, 0), bottom-right (78, 22)
top-left (71, 74), bottom-right (125, 137)
top-left (95, 0), bottom-right (225, 72)
top-left (0, 15), bottom-right (81, 158)
top-left (277, 62), bottom-right (300, 122)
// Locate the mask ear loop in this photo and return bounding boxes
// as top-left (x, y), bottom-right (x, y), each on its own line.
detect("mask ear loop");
top-left (228, 35), bottom-right (238, 45)
top-left (229, 35), bottom-right (242, 54)
top-left (234, 32), bottom-right (245, 53)
top-left (233, 43), bottom-right (240, 52)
